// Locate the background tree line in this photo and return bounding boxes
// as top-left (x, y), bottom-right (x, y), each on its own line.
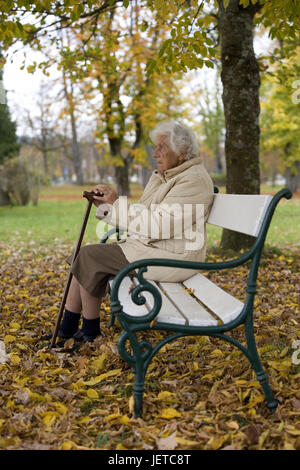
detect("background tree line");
top-left (0, 0), bottom-right (299, 250)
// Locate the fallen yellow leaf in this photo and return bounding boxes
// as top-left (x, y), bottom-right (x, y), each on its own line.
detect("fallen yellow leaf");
top-left (176, 437), bottom-right (199, 446)
top-left (105, 413), bottom-right (121, 421)
top-left (285, 427), bottom-right (300, 436)
top-left (86, 388), bottom-right (98, 399)
top-left (202, 373), bottom-right (214, 380)
top-left (283, 442), bottom-right (295, 450)
top-left (119, 415), bottom-right (130, 425)
top-left (10, 354), bottom-right (20, 365)
top-left (156, 391), bottom-right (174, 401)
top-left (61, 441), bottom-right (74, 450)
top-left (258, 429), bottom-right (269, 447)
top-left (234, 379), bottom-right (249, 386)
top-left (9, 322), bottom-right (21, 330)
top-left (210, 349), bottom-right (224, 358)
top-left (227, 421), bottom-right (239, 430)
top-left (208, 435), bottom-right (228, 450)
top-left (116, 443), bottom-right (128, 450)
top-left (4, 335), bottom-right (15, 344)
top-left (41, 412), bottom-right (59, 426)
top-left (160, 408), bottom-right (182, 419)
top-left (78, 416), bottom-right (91, 424)
top-left (84, 368), bottom-right (122, 386)
top-left (91, 353), bottom-right (107, 372)
top-left (53, 402), bottom-right (68, 414)
top-left (129, 395), bottom-right (135, 415)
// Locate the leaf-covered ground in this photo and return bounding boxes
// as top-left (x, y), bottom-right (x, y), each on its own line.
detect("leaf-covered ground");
top-left (0, 240), bottom-right (299, 450)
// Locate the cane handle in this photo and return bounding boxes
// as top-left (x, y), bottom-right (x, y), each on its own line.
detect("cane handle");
top-left (83, 190), bottom-right (104, 201)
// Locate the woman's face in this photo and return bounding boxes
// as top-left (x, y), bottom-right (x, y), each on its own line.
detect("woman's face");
top-left (153, 134), bottom-right (185, 174)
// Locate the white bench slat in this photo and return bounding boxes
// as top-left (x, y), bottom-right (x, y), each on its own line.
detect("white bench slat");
top-left (183, 274), bottom-right (244, 324)
top-left (110, 277), bottom-right (187, 325)
top-left (109, 277), bottom-right (149, 317)
top-left (208, 194), bottom-right (272, 237)
top-left (159, 282), bottom-right (218, 327)
top-left (110, 273), bottom-right (244, 326)
top-left (133, 279), bottom-right (187, 325)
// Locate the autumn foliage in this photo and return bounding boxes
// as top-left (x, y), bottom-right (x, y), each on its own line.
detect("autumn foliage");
top-left (0, 240), bottom-right (299, 450)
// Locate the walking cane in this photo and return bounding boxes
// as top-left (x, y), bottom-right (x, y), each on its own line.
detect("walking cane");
top-left (49, 190), bottom-right (102, 349)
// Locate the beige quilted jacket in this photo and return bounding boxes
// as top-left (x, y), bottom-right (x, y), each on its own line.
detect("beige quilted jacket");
top-left (96, 157), bottom-right (214, 282)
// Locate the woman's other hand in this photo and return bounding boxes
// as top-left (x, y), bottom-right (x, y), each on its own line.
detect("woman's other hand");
top-left (91, 184), bottom-right (119, 207)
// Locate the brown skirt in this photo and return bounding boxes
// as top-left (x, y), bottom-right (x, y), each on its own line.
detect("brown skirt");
top-left (65, 243), bottom-right (130, 298)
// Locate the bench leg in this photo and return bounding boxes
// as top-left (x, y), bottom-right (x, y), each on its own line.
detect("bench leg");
top-left (255, 371), bottom-right (278, 414)
top-left (130, 333), bottom-right (184, 418)
top-left (133, 369), bottom-right (146, 418)
top-left (117, 329), bottom-right (147, 418)
top-left (108, 313), bottom-right (115, 328)
top-left (245, 318), bottom-right (278, 413)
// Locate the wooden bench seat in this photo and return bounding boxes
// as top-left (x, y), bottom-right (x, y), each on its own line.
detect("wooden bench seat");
top-left (111, 274), bottom-right (244, 327)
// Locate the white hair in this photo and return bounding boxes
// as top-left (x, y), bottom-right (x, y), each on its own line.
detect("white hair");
top-left (149, 120), bottom-right (199, 161)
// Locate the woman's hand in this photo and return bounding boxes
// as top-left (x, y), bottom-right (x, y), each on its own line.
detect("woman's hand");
top-left (91, 184), bottom-right (119, 207)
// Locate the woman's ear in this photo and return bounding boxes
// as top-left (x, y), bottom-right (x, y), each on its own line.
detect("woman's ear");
top-left (179, 152), bottom-right (186, 163)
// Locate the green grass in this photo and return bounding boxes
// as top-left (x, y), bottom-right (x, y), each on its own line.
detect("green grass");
top-left (0, 201), bottom-right (100, 246)
top-left (39, 183), bottom-right (143, 200)
top-left (0, 191), bottom-right (299, 252)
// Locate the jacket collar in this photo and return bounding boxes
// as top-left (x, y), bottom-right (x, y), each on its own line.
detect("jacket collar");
top-left (153, 156), bottom-right (203, 182)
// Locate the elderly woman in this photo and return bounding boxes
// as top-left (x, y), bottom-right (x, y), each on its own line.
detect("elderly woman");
top-left (59, 121), bottom-right (214, 344)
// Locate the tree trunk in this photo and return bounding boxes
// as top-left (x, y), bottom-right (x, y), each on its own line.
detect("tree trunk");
top-left (42, 148), bottom-right (49, 176)
top-left (62, 71), bottom-right (84, 185)
top-left (215, 145), bottom-right (223, 173)
top-left (141, 144), bottom-right (156, 188)
top-left (108, 137), bottom-right (131, 196)
top-left (70, 107), bottom-right (84, 185)
top-left (285, 162), bottom-right (300, 193)
top-left (115, 161), bottom-right (131, 196)
top-left (92, 146), bottom-right (106, 182)
top-left (0, 187), bottom-right (11, 206)
top-left (218, 0), bottom-right (261, 251)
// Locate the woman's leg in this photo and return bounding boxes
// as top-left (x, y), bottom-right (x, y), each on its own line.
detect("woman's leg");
top-left (65, 274), bottom-right (102, 320)
top-left (75, 284), bottom-right (102, 339)
top-left (58, 275), bottom-right (82, 338)
top-left (61, 243), bottom-right (129, 341)
top-left (79, 284), bottom-right (102, 320)
top-left (65, 275), bottom-right (82, 313)
top-left (62, 274), bottom-right (102, 341)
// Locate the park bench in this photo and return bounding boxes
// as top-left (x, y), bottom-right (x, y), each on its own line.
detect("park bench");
top-left (101, 188), bottom-right (292, 418)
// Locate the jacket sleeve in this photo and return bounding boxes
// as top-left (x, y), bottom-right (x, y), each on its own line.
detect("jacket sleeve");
top-left (95, 198), bottom-right (129, 230)
top-left (95, 174), bottom-right (213, 239)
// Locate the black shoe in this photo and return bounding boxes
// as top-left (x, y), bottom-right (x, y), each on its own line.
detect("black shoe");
top-left (36, 329), bottom-right (77, 347)
top-left (56, 329), bottom-right (78, 347)
top-left (73, 329), bottom-right (103, 344)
